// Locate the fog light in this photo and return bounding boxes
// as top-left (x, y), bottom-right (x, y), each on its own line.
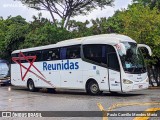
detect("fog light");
top-left (123, 79), bottom-right (133, 84)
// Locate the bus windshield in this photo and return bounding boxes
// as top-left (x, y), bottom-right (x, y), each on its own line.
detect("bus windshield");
top-left (118, 42), bottom-right (146, 74)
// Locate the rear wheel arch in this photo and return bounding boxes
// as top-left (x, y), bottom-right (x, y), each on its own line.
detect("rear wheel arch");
top-left (85, 78), bottom-right (101, 95)
top-left (27, 78), bottom-right (38, 92)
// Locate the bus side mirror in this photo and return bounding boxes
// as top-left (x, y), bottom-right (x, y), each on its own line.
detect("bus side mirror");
top-left (137, 44), bottom-right (152, 56)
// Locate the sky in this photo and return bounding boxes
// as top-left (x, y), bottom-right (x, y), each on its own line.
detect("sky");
top-left (0, 0), bottom-right (132, 22)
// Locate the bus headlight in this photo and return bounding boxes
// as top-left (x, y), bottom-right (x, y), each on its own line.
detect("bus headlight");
top-left (123, 79), bottom-right (133, 84)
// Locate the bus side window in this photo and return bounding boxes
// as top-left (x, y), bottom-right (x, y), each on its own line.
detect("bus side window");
top-left (52, 49), bottom-right (60, 60)
top-left (42, 50), bottom-right (49, 61)
top-left (35, 51), bottom-right (43, 62)
top-left (83, 44), bottom-right (107, 65)
top-left (42, 48), bottom-right (60, 61)
top-left (20, 52), bottom-right (29, 63)
top-left (47, 50), bottom-right (53, 61)
top-left (67, 45), bottom-right (80, 59)
top-left (27, 52), bottom-right (36, 62)
top-left (60, 45), bottom-right (80, 60)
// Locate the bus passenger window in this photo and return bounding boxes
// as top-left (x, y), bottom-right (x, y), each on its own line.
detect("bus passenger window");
top-left (27, 52), bottom-right (36, 62)
top-left (70, 52), bottom-right (77, 59)
top-left (83, 44), bottom-right (107, 65)
top-left (60, 45), bottom-right (80, 60)
top-left (41, 49), bottom-right (60, 61)
top-left (35, 51), bottom-right (43, 62)
top-left (66, 45), bottom-right (80, 59)
top-left (42, 50), bottom-right (52, 61)
top-left (52, 52), bottom-right (58, 60)
top-left (52, 49), bottom-right (60, 60)
top-left (47, 50), bottom-right (53, 60)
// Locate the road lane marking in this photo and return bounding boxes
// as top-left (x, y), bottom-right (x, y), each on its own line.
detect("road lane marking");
top-left (108, 102), bottom-right (160, 111)
top-left (97, 103), bottom-right (105, 111)
top-left (133, 108), bottom-right (160, 120)
top-left (97, 103), bottom-right (108, 120)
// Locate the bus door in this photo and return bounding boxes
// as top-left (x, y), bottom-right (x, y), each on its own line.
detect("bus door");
top-left (107, 52), bottom-right (121, 92)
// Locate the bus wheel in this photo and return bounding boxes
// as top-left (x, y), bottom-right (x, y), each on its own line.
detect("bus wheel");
top-left (87, 81), bottom-right (100, 95)
top-left (27, 80), bottom-right (37, 92)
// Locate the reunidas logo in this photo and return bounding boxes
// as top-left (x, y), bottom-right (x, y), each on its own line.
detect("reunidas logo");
top-left (43, 60), bottom-right (79, 71)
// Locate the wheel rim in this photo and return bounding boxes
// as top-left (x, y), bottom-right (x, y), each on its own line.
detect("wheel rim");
top-left (90, 83), bottom-right (98, 93)
top-left (29, 82), bottom-right (33, 90)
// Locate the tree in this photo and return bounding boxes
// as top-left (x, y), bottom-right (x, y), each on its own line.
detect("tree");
top-left (67, 20), bottom-right (92, 37)
top-left (117, 4), bottom-right (160, 60)
top-left (0, 16), bottom-right (29, 60)
top-left (21, 14), bottom-right (72, 48)
top-left (15, 0), bottom-right (114, 28)
top-left (89, 12), bottom-right (124, 35)
top-left (133, 0), bottom-right (160, 10)
top-left (0, 18), bottom-right (6, 55)
top-left (90, 18), bottom-right (107, 35)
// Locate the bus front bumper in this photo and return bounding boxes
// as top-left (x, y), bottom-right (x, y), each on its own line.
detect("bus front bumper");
top-left (122, 83), bottom-right (149, 92)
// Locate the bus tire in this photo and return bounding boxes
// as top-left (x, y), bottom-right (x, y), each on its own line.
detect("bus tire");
top-left (87, 80), bottom-right (100, 95)
top-left (27, 79), bottom-right (38, 92)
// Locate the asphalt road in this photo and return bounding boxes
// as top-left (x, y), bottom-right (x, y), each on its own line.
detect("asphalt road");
top-left (0, 86), bottom-right (160, 120)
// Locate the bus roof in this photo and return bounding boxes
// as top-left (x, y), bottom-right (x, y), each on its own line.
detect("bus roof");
top-left (12, 34), bottom-right (136, 54)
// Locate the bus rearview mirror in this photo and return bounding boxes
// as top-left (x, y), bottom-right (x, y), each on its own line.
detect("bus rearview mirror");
top-left (137, 44), bottom-right (152, 56)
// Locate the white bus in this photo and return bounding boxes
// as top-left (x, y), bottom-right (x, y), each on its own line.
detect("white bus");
top-left (11, 34), bottom-right (152, 95)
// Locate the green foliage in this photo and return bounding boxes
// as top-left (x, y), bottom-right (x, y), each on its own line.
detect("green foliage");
top-left (116, 4), bottom-right (160, 64)
top-left (0, 20), bottom-right (6, 50)
top-left (23, 23), bottom-right (72, 48)
top-left (89, 12), bottom-right (124, 34)
top-left (133, 0), bottom-right (160, 10)
top-left (22, 15), bottom-right (72, 48)
top-left (68, 20), bottom-right (92, 37)
top-left (90, 18), bottom-right (108, 34)
top-left (105, 11), bottom-right (125, 33)
top-left (0, 16), bottom-right (29, 60)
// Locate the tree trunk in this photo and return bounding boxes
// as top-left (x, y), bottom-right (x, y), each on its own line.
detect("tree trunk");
top-left (148, 65), bottom-right (160, 87)
top-left (49, 9), bottom-right (57, 28)
top-left (64, 14), bottom-right (71, 29)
